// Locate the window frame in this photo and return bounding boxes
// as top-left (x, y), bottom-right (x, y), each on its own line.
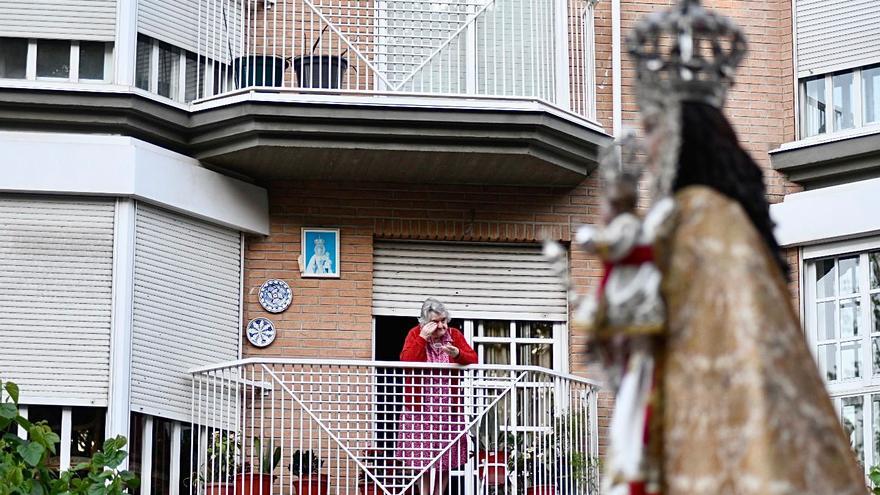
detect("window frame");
top-left (804, 235), bottom-right (880, 473)
top-left (799, 64), bottom-right (880, 140)
top-left (132, 413), bottom-right (191, 495)
top-left (0, 38), bottom-right (112, 83)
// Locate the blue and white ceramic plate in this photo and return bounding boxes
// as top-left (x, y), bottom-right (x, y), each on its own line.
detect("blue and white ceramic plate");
top-left (246, 317), bottom-right (276, 348)
top-left (259, 279), bottom-right (292, 313)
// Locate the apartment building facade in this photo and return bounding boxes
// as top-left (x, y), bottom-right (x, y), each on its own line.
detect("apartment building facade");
top-left (0, 0), bottom-right (877, 493)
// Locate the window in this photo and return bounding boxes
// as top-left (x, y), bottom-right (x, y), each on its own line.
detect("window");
top-left (78, 41), bottom-right (106, 80)
top-left (864, 65), bottom-right (880, 125)
top-left (129, 413), bottom-right (194, 495)
top-left (807, 245), bottom-right (880, 472)
top-left (36, 40), bottom-right (70, 78)
top-left (20, 406), bottom-right (106, 472)
top-left (0, 37), bottom-right (27, 79)
top-left (474, 320), bottom-right (558, 370)
top-left (800, 64), bottom-right (880, 138)
top-left (135, 34), bottom-right (226, 103)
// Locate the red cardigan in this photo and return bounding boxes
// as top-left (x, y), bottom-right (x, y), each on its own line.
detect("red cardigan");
top-left (399, 326), bottom-right (477, 409)
top-left (400, 326), bottom-right (478, 365)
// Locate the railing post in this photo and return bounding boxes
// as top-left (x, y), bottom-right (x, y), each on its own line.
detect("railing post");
top-left (554, 0), bottom-right (572, 109)
top-left (465, 4), bottom-right (477, 94)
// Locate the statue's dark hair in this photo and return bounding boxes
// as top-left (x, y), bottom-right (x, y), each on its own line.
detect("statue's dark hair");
top-left (675, 101), bottom-right (790, 279)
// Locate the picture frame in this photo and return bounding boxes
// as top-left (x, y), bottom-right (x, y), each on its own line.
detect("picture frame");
top-left (301, 228), bottom-right (340, 278)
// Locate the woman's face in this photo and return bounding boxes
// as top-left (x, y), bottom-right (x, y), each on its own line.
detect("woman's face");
top-left (314, 245), bottom-right (326, 256)
top-left (428, 312), bottom-right (448, 337)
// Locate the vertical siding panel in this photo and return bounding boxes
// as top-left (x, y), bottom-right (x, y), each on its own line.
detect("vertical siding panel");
top-left (130, 203), bottom-right (241, 422)
top-left (0, 195), bottom-right (115, 405)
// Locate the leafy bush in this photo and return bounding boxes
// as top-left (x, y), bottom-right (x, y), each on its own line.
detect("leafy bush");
top-left (0, 379), bottom-right (138, 495)
top-left (870, 465), bottom-right (880, 495)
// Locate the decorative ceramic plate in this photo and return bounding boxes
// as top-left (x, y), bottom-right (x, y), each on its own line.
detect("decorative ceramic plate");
top-left (259, 279), bottom-right (292, 313)
top-left (246, 317), bottom-right (276, 348)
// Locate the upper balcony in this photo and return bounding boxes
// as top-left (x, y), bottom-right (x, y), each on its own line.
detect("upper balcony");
top-left (0, 0), bottom-right (609, 186)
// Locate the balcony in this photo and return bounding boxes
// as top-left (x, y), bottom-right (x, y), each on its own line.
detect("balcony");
top-left (190, 359), bottom-right (600, 495)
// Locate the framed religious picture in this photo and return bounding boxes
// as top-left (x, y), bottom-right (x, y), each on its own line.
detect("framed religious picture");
top-left (301, 228), bottom-right (340, 278)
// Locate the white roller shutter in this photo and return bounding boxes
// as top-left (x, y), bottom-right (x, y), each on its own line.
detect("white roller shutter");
top-left (139, 0), bottom-right (242, 60)
top-left (0, 195), bottom-right (115, 405)
top-left (797, 0), bottom-right (880, 77)
top-left (372, 241), bottom-right (567, 321)
top-left (130, 203), bottom-right (241, 423)
top-left (0, 1), bottom-right (117, 41)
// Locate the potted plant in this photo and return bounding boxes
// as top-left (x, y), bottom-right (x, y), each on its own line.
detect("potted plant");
top-left (202, 432), bottom-right (240, 495)
top-left (476, 432), bottom-right (516, 486)
top-left (236, 438), bottom-right (282, 495)
top-left (290, 450), bottom-right (328, 495)
top-left (292, 25), bottom-right (349, 89)
top-left (357, 449), bottom-right (383, 495)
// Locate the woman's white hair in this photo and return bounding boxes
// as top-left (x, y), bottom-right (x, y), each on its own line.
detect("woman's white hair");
top-left (418, 297), bottom-right (450, 325)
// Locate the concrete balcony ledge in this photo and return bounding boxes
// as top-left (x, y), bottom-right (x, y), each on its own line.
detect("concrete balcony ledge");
top-left (770, 125), bottom-right (880, 189)
top-left (0, 86), bottom-right (611, 187)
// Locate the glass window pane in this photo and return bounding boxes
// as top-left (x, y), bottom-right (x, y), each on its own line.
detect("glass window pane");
top-left (481, 342), bottom-right (510, 365)
top-left (870, 252), bottom-right (880, 290)
top-left (842, 396), bottom-right (864, 467)
top-left (151, 418), bottom-right (172, 495)
top-left (480, 320), bottom-right (509, 338)
top-left (70, 407), bottom-right (105, 472)
top-left (517, 321), bottom-right (553, 339)
top-left (873, 294), bottom-right (880, 335)
top-left (78, 41), bottom-right (105, 80)
top-left (840, 298), bottom-right (862, 338)
top-left (818, 343), bottom-right (838, 381)
top-left (157, 42), bottom-right (179, 98)
top-left (517, 343), bottom-right (553, 368)
top-left (185, 53), bottom-right (202, 103)
top-left (841, 340), bottom-right (862, 379)
top-left (839, 256), bottom-right (859, 294)
top-left (833, 71), bottom-right (856, 131)
top-left (179, 425), bottom-right (192, 495)
top-left (803, 76), bottom-right (826, 137)
top-left (864, 65), bottom-right (880, 125)
top-left (0, 37), bottom-right (28, 79)
top-left (873, 394), bottom-right (880, 466)
top-left (128, 413), bottom-right (143, 495)
top-left (816, 259), bottom-right (836, 298)
top-left (873, 337), bottom-right (880, 376)
top-left (817, 301), bottom-right (836, 340)
top-left (135, 35), bottom-right (151, 91)
top-left (36, 40), bottom-right (70, 78)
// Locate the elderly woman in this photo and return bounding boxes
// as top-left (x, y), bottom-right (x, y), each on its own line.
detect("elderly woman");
top-left (397, 298), bottom-right (477, 495)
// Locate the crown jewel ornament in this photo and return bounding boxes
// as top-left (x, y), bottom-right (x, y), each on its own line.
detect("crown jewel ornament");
top-left (627, 0), bottom-right (747, 109)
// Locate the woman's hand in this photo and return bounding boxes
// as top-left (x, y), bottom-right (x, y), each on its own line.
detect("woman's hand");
top-left (419, 322), bottom-right (438, 340)
top-left (441, 344), bottom-right (460, 358)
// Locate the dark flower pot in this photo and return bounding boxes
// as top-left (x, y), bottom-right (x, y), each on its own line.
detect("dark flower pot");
top-left (294, 474), bottom-right (329, 495)
top-left (292, 55), bottom-right (349, 89)
top-left (525, 485), bottom-right (556, 495)
top-left (477, 451), bottom-right (508, 485)
top-left (233, 55), bottom-right (289, 88)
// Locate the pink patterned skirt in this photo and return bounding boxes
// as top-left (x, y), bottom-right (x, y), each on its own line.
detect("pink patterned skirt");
top-left (396, 389), bottom-right (468, 470)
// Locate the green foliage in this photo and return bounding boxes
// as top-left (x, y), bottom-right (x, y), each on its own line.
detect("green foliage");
top-left (0, 379), bottom-right (138, 495)
top-left (289, 451), bottom-right (322, 477)
top-left (204, 432), bottom-right (239, 482)
top-left (869, 465), bottom-right (880, 495)
top-left (246, 438), bottom-right (281, 475)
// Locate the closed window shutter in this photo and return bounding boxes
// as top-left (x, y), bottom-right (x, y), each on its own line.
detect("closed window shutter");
top-left (372, 241), bottom-right (567, 321)
top-left (797, 0), bottom-right (880, 77)
top-left (130, 203), bottom-right (241, 422)
top-left (138, 0), bottom-right (241, 61)
top-left (0, 1), bottom-right (116, 41)
top-left (0, 195), bottom-right (115, 405)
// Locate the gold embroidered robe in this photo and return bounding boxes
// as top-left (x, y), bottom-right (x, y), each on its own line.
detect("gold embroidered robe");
top-left (654, 186), bottom-right (867, 495)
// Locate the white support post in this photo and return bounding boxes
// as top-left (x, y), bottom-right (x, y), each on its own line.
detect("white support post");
top-left (60, 408), bottom-right (72, 472)
top-left (465, 7), bottom-right (477, 95)
top-left (25, 39), bottom-right (37, 80)
top-left (106, 199), bottom-right (136, 468)
top-left (141, 417), bottom-right (154, 495)
top-left (554, 0), bottom-right (571, 109)
top-left (114, 0), bottom-right (138, 86)
top-left (17, 406), bottom-right (28, 439)
top-left (170, 422), bottom-right (182, 495)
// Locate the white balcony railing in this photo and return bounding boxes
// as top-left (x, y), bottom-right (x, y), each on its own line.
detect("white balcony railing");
top-left (194, 0), bottom-right (597, 119)
top-left (190, 359), bottom-right (600, 495)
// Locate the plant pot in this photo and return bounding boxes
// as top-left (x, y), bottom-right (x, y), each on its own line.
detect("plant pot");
top-left (233, 55), bottom-right (288, 88)
top-left (525, 485), bottom-right (556, 495)
top-left (235, 473), bottom-right (273, 495)
top-left (204, 482), bottom-right (234, 495)
top-left (293, 474), bottom-right (329, 495)
top-left (477, 451), bottom-right (508, 485)
top-left (359, 482), bottom-right (381, 495)
top-left (292, 55), bottom-right (348, 89)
